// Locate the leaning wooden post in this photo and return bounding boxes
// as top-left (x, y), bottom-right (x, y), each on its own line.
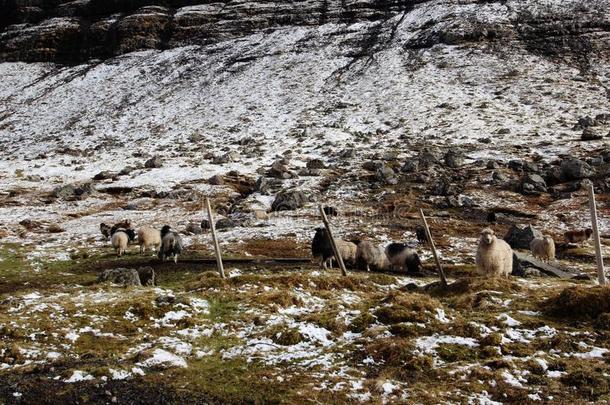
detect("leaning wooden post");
top-left (319, 206), bottom-right (348, 277)
top-left (206, 197), bottom-right (225, 279)
top-left (587, 182), bottom-right (606, 285)
top-left (419, 209), bottom-right (447, 287)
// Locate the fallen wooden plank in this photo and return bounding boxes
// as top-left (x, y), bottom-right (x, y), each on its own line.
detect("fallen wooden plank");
top-left (513, 251), bottom-right (582, 279)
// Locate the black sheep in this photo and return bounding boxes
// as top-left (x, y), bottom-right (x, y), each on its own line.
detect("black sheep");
top-left (311, 227), bottom-right (334, 269)
top-left (415, 225), bottom-right (428, 244)
top-left (385, 242), bottom-right (422, 273)
top-left (159, 225), bottom-right (184, 263)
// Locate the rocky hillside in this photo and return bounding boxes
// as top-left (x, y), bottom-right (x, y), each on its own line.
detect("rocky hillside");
top-left (3, 0), bottom-right (607, 64)
top-left (1, 0), bottom-right (609, 158)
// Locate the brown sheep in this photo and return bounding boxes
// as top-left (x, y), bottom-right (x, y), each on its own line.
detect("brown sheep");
top-left (564, 228), bottom-right (593, 244)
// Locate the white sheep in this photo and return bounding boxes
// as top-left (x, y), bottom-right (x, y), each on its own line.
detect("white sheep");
top-left (111, 229), bottom-right (136, 257)
top-left (475, 228), bottom-right (513, 277)
top-left (138, 226), bottom-right (161, 254)
top-left (355, 240), bottom-right (390, 272)
top-left (530, 235), bottom-right (555, 262)
top-left (334, 240), bottom-right (357, 267)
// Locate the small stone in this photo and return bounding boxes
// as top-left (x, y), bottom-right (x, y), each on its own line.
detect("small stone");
top-left (401, 159), bottom-right (418, 173)
top-left (93, 171), bottom-right (115, 181)
top-left (362, 160), bottom-right (383, 171)
top-left (306, 159), bottom-right (326, 169)
top-left (375, 165), bottom-right (397, 185)
top-left (185, 222), bottom-right (203, 235)
top-left (582, 128), bottom-right (603, 141)
top-left (519, 173), bottom-right (547, 195)
top-left (208, 175), bottom-right (224, 185)
top-left (144, 156), bottom-right (163, 169)
top-left (215, 218), bottom-right (236, 229)
top-left (444, 150), bottom-right (465, 168)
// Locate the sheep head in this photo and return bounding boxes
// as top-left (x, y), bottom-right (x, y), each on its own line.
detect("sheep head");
top-left (480, 228), bottom-right (496, 245)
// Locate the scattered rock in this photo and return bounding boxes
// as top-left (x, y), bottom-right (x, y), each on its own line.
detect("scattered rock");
top-left (418, 148), bottom-right (441, 169)
top-left (253, 210), bottom-right (270, 220)
top-left (208, 175), bottom-right (224, 185)
top-left (97, 268), bottom-right (142, 287)
top-left (596, 113), bottom-right (610, 124)
top-left (492, 171), bottom-right (509, 184)
top-left (306, 159), bottom-right (326, 169)
top-left (444, 150), bottom-right (465, 168)
top-left (213, 152), bottom-right (239, 165)
top-left (363, 160), bottom-right (383, 172)
top-left (446, 194), bottom-right (476, 208)
top-left (52, 183), bottom-right (93, 200)
top-left (486, 160), bottom-right (499, 169)
top-left (185, 222), bottom-right (203, 235)
top-left (19, 219), bottom-right (42, 230)
top-left (577, 116), bottom-right (596, 128)
top-left (582, 128), bottom-right (603, 141)
top-left (271, 190), bottom-right (309, 211)
top-left (401, 159), bottom-right (418, 173)
top-left (298, 168), bottom-right (322, 176)
top-left (25, 175), bottom-right (43, 182)
top-left (560, 158), bottom-right (595, 180)
top-left (519, 173), bottom-right (547, 195)
top-left (216, 218), bottom-right (237, 229)
top-left (200, 219), bottom-right (210, 231)
top-left (144, 156), bottom-right (163, 169)
top-left (504, 224), bottom-right (542, 250)
top-left (375, 165), bottom-right (397, 185)
top-left (430, 177), bottom-right (456, 196)
top-left (137, 267), bottom-right (156, 286)
top-left (93, 170), bottom-right (115, 181)
top-left (268, 160), bottom-right (293, 179)
top-left (119, 166), bottom-right (135, 175)
top-left (47, 224), bottom-right (65, 233)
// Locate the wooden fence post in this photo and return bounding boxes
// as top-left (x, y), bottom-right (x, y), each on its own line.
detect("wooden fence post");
top-left (419, 209), bottom-right (448, 287)
top-left (319, 206), bottom-right (348, 277)
top-left (206, 197), bottom-right (225, 279)
top-left (588, 183), bottom-right (606, 285)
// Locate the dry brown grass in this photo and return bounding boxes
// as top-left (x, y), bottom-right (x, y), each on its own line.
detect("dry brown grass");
top-left (544, 286), bottom-right (610, 320)
top-left (187, 271), bottom-right (383, 293)
top-left (374, 292), bottom-right (442, 324)
top-left (239, 238), bottom-right (309, 257)
top-left (360, 338), bottom-right (436, 380)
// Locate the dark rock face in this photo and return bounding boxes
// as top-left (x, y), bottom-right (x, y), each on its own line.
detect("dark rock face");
top-left (504, 224), bottom-right (542, 250)
top-left (2, 1), bottom-right (608, 66)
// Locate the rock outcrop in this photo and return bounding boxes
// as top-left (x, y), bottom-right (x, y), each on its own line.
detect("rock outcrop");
top-left (1, 1), bottom-right (609, 65)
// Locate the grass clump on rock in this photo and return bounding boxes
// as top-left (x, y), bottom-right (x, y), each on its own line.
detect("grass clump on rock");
top-left (544, 286), bottom-right (610, 320)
